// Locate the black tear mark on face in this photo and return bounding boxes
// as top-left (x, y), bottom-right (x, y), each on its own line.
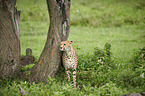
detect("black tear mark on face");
top-left (11, 59), bottom-right (14, 63)
top-left (70, 41), bottom-right (73, 44)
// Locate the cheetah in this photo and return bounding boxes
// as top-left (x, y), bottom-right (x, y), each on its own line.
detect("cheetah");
top-left (60, 41), bottom-right (77, 88)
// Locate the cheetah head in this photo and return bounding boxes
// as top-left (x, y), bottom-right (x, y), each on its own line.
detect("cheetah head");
top-left (60, 41), bottom-right (73, 52)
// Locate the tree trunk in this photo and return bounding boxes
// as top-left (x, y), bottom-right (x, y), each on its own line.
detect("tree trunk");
top-left (0, 0), bottom-right (20, 79)
top-left (30, 0), bottom-right (71, 83)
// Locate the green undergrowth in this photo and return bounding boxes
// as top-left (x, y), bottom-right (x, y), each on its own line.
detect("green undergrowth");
top-left (0, 45), bottom-right (145, 95)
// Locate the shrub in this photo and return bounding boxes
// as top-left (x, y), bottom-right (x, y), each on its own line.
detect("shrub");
top-left (113, 47), bottom-right (145, 91)
top-left (77, 43), bottom-right (113, 87)
top-left (1, 45), bottom-right (145, 95)
top-left (78, 43), bottom-right (112, 71)
top-left (21, 64), bottom-right (35, 72)
top-left (131, 47), bottom-right (145, 69)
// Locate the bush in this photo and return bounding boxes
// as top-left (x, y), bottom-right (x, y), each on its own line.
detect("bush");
top-left (78, 43), bottom-right (112, 71)
top-left (115, 69), bottom-right (144, 88)
top-left (111, 47), bottom-right (145, 92)
top-left (77, 43), bottom-right (113, 87)
top-left (1, 45), bottom-right (145, 95)
top-left (77, 45), bottom-right (145, 93)
top-left (131, 47), bottom-right (145, 69)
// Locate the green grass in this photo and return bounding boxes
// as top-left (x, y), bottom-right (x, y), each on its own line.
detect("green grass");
top-left (17, 0), bottom-right (145, 60)
top-left (69, 25), bottom-right (145, 61)
top-left (0, 0), bottom-right (144, 95)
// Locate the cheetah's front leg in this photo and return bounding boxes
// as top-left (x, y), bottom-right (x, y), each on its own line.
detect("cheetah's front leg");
top-left (73, 68), bottom-right (76, 88)
top-left (66, 70), bottom-right (70, 81)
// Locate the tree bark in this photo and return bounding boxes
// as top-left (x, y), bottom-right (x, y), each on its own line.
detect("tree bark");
top-left (30, 0), bottom-right (71, 83)
top-left (0, 0), bottom-right (20, 79)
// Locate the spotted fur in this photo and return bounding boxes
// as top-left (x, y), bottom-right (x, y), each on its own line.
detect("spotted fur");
top-left (60, 41), bottom-right (77, 88)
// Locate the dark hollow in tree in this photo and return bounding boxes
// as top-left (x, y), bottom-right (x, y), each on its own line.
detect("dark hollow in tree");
top-left (0, 0), bottom-right (21, 79)
top-left (30, 0), bottom-right (71, 83)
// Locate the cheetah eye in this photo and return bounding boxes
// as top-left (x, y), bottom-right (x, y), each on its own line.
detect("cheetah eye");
top-left (64, 44), bottom-right (66, 45)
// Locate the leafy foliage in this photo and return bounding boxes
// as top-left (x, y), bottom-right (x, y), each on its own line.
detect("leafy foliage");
top-left (21, 64), bottom-right (35, 72)
top-left (131, 47), bottom-right (145, 69)
top-left (1, 46), bottom-right (145, 95)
